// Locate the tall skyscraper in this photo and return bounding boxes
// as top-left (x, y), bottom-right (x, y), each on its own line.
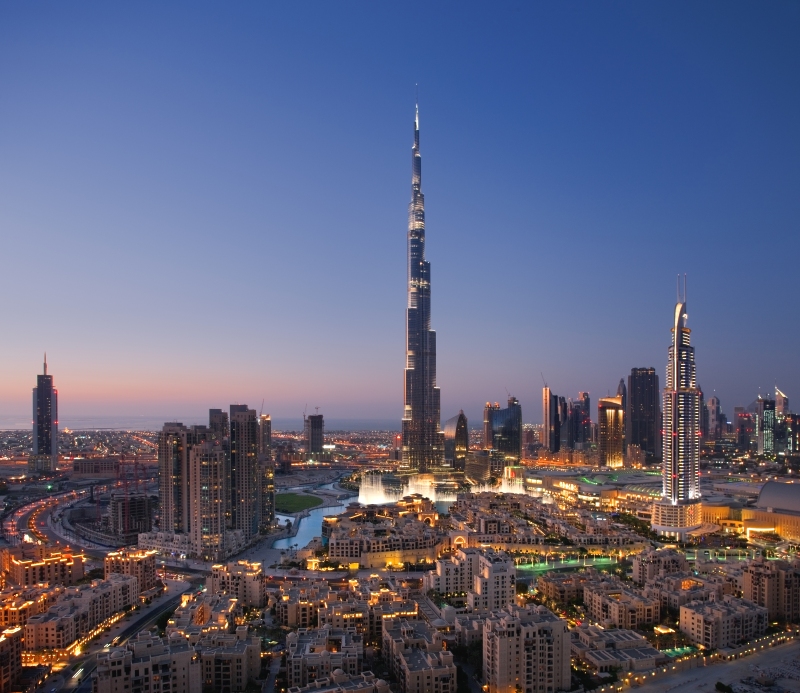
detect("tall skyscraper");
top-left (627, 368), bottom-right (660, 462)
top-left (598, 395), bottom-right (624, 468)
top-left (229, 405), bottom-right (259, 542)
top-left (756, 396), bottom-right (776, 455)
top-left (775, 387), bottom-right (789, 420)
top-left (258, 413), bottom-right (275, 532)
top-left (616, 378), bottom-right (627, 453)
top-left (304, 414), bottom-right (324, 456)
top-left (707, 396), bottom-right (723, 441)
top-left (652, 289), bottom-right (702, 539)
top-left (189, 441), bottom-right (227, 561)
top-left (542, 387), bottom-right (560, 453)
top-left (484, 397), bottom-right (523, 466)
top-left (157, 423), bottom-right (208, 534)
top-left (31, 355), bottom-right (58, 473)
top-left (443, 410), bottom-right (468, 471)
top-left (401, 103), bottom-right (444, 474)
top-left (209, 408), bottom-right (229, 441)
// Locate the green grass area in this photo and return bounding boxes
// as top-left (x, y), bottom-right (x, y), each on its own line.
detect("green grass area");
top-left (274, 493), bottom-right (324, 513)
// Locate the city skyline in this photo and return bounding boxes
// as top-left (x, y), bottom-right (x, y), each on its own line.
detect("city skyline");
top-left (1, 3), bottom-right (799, 425)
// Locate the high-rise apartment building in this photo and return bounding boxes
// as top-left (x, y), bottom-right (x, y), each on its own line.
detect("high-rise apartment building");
top-left (157, 423), bottom-right (208, 534)
top-left (230, 406), bottom-right (259, 543)
top-left (542, 387), bottom-right (560, 453)
top-left (707, 396), bottom-right (723, 441)
top-left (652, 288), bottom-right (702, 540)
top-left (30, 355), bottom-right (58, 473)
top-left (443, 410), bottom-right (468, 471)
top-left (598, 395), bottom-right (624, 468)
top-left (756, 396), bottom-right (776, 455)
top-left (188, 441), bottom-right (229, 561)
top-left (401, 104), bottom-right (444, 474)
top-left (209, 408), bottom-right (229, 441)
top-left (627, 368), bottom-right (660, 461)
top-left (483, 397), bottom-right (522, 465)
top-left (304, 414), bottom-right (324, 456)
top-left (258, 414), bottom-right (271, 456)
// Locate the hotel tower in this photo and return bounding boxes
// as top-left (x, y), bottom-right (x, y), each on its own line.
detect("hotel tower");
top-left (401, 103), bottom-right (444, 473)
top-left (651, 284), bottom-right (702, 539)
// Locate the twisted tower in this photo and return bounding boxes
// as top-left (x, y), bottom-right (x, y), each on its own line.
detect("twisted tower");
top-left (401, 104), bottom-right (443, 473)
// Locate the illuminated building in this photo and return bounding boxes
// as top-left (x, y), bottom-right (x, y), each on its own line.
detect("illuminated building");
top-left (617, 378), bottom-right (627, 452)
top-left (626, 368), bottom-right (660, 461)
top-left (229, 406), bottom-right (259, 542)
top-left (158, 423), bottom-right (209, 534)
top-left (443, 410), bottom-right (468, 471)
top-left (541, 386), bottom-right (560, 453)
top-left (189, 441), bottom-right (227, 560)
top-left (755, 396), bottom-right (776, 454)
top-left (598, 395), bottom-right (624, 468)
top-left (401, 103), bottom-right (444, 474)
top-left (483, 605), bottom-right (570, 693)
top-left (30, 355), bottom-right (58, 474)
top-left (651, 286), bottom-right (702, 539)
top-left (775, 386), bottom-right (789, 419)
top-left (483, 397), bottom-right (522, 466)
top-left (0, 626), bottom-right (22, 693)
top-left (679, 596), bottom-right (767, 650)
top-left (304, 413), bottom-right (324, 456)
top-left (210, 561), bottom-right (265, 608)
top-left (257, 415), bottom-right (274, 531)
top-left (104, 549), bottom-right (157, 593)
top-left (5, 545), bottom-right (84, 587)
top-left (741, 480), bottom-right (800, 542)
top-left (286, 626), bottom-right (363, 688)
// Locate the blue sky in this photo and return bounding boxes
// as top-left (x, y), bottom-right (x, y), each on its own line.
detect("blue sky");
top-left (0, 2), bottom-right (798, 427)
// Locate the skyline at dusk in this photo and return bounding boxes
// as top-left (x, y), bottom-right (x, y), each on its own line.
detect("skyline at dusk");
top-left (2, 3), bottom-right (799, 428)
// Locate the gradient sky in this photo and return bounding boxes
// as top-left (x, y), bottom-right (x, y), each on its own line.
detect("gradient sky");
top-left (1, 2), bottom-right (798, 428)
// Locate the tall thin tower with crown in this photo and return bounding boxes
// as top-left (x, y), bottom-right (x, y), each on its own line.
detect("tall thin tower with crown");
top-left (401, 102), bottom-right (443, 473)
top-left (652, 277), bottom-right (702, 540)
top-left (31, 354), bottom-right (58, 474)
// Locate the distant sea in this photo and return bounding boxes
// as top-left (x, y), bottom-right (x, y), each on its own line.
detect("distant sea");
top-left (0, 414), bottom-right (400, 432)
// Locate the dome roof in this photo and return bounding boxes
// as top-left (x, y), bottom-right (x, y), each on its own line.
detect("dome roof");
top-left (756, 481), bottom-right (800, 514)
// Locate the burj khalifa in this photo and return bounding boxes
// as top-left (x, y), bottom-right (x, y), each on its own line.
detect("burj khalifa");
top-left (401, 104), bottom-right (444, 473)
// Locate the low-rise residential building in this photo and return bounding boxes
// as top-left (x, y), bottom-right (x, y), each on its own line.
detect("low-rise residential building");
top-left (166, 593), bottom-right (239, 644)
top-left (286, 671), bottom-right (390, 693)
top-left (631, 548), bottom-right (690, 585)
top-left (571, 625), bottom-right (665, 673)
top-left (536, 573), bottom-right (589, 606)
top-left (679, 595), bottom-right (768, 650)
top-left (105, 549), bottom-right (158, 593)
top-left (0, 626), bottom-right (23, 693)
top-left (195, 629), bottom-right (261, 693)
top-left (643, 572), bottom-right (727, 611)
top-left (0, 585), bottom-right (64, 628)
top-left (584, 576), bottom-right (660, 629)
top-left (275, 581), bottom-right (335, 629)
top-left (211, 561), bottom-right (265, 608)
top-left (742, 556), bottom-right (800, 621)
top-left (286, 626), bottom-right (363, 689)
top-left (483, 605), bottom-right (571, 693)
top-left (25, 574), bottom-right (138, 653)
top-left (3, 545), bottom-right (85, 588)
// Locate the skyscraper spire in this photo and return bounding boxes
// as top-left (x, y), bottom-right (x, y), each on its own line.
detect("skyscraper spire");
top-left (43, 352), bottom-right (47, 376)
top-left (401, 101), bottom-right (443, 473)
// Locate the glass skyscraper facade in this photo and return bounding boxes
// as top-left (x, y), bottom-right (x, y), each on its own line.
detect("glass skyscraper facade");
top-left (401, 104), bottom-right (443, 473)
top-left (443, 410), bottom-right (468, 471)
top-left (485, 397), bottom-right (522, 464)
top-left (626, 367), bottom-right (660, 461)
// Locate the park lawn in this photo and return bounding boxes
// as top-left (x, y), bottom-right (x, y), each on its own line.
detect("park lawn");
top-left (275, 493), bottom-right (324, 513)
